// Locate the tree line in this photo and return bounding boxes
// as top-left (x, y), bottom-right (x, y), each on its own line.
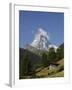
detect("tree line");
top-left (19, 43), bottom-right (64, 78)
top-left (42, 45), bottom-right (64, 67)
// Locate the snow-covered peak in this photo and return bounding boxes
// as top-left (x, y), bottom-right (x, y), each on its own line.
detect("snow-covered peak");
top-left (30, 28), bottom-right (49, 50)
top-left (30, 28), bottom-right (57, 51)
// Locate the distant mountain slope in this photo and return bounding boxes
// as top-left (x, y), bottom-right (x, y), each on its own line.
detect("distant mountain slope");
top-left (19, 48), bottom-right (42, 70)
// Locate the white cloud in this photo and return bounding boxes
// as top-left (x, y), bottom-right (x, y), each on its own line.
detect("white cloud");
top-left (37, 28), bottom-right (49, 40)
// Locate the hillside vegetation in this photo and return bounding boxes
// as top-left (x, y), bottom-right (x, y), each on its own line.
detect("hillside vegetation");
top-left (19, 43), bottom-right (64, 79)
top-left (34, 58), bottom-right (64, 78)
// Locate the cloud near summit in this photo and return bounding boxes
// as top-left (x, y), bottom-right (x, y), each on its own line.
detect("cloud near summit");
top-left (30, 28), bottom-right (50, 48)
top-left (35, 28), bottom-right (50, 40)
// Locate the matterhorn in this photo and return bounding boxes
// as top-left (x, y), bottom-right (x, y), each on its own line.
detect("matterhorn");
top-left (26, 28), bottom-right (57, 52)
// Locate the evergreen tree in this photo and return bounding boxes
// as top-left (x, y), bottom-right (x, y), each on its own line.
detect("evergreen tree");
top-left (48, 47), bottom-right (56, 62)
top-left (42, 52), bottom-right (48, 67)
top-left (21, 50), bottom-right (29, 76)
top-left (56, 46), bottom-right (64, 60)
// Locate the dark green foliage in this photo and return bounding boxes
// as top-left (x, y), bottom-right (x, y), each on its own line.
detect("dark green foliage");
top-left (19, 43), bottom-right (64, 79)
top-left (48, 47), bottom-right (56, 62)
top-left (23, 50), bottom-right (29, 75)
top-left (56, 43), bottom-right (64, 61)
top-left (42, 53), bottom-right (48, 67)
top-left (19, 49), bottom-right (33, 79)
top-left (19, 48), bottom-right (42, 79)
top-left (56, 48), bottom-right (61, 60)
top-left (20, 50), bottom-right (29, 78)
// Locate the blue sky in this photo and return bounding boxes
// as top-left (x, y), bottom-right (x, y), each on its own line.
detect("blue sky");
top-left (19, 10), bottom-right (64, 48)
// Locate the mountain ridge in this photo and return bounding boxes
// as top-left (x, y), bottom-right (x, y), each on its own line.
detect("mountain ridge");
top-left (26, 28), bottom-right (58, 52)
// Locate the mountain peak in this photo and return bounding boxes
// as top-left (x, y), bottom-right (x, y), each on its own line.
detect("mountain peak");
top-left (37, 28), bottom-right (49, 39)
top-left (26, 28), bottom-right (58, 52)
top-left (30, 28), bottom-right (50, 50)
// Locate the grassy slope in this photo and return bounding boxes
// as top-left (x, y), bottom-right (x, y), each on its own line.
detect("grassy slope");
top-left (20, 58), bottom-right (64, 79)
top-left (35, 58), bottom-right (64, 78)
top-left (36, 67), bottom-right (49, 77)
top-left (50, 70), bottom-right (64, 77)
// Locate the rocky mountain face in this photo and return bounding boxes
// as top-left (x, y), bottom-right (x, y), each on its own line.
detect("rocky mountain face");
top-left (26, 28), bottom-right (57, 52)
